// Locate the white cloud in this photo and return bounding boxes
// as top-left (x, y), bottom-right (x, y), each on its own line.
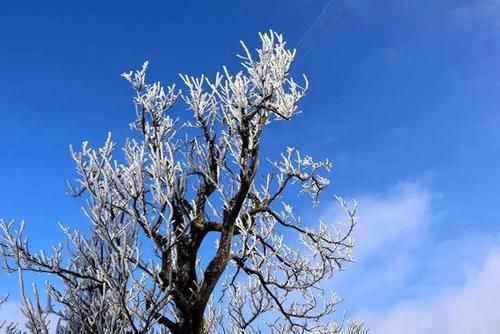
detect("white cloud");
top-left (364, 247), bottom-right (500, 334)
top-left (449, 0), bottom-right (500, 30)
top-left (0, 300), bottom-right (60, 333)
top-left (452, 0), bottom-right (500, 17)
top-left (324, 182), bottom-right (433, 257)
top-left (0, 300), bottom-right (25, 328)
top-left (324, 182), bottom-right (435, 305)
top-left (324, 181), bottom-right (500, 334)
top-left (350, 182), bottom-right (433, 257)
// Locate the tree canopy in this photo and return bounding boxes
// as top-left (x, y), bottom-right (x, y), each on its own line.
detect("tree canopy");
top-left (0, 31), bottom-right (365, 334)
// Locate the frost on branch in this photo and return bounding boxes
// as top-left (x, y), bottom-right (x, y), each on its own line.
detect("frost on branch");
top-left (0, 31), bottom-right (365, 333)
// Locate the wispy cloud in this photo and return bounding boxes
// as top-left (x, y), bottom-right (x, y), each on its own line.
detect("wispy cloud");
top-left (324, 182), bottom-right (435, 307)
top-left (0, 300), bottom-right (60, 333)
top-left (347, 182), bottom-right (432, 257)
top-left (323, 181), bottom-right (500, 333)
top-left (449, 0), bottom-right (500, 30)
top-left (0, 300), bottom-right (25, 328)
top-left (364, 247), bottom-right (500, 334)
top-left (452, 0), bottom-right (500, 17)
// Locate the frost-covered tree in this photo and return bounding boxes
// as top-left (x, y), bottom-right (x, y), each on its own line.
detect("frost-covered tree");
top-left (0, 31), bottom-right (366, 334)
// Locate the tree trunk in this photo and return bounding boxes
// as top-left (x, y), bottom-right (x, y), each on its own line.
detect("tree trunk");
top-left (178, 313), bottom-right (205, 334)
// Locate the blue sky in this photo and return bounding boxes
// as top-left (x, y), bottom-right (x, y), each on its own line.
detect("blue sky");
top-left (1, 0), bottom-right (500, 332)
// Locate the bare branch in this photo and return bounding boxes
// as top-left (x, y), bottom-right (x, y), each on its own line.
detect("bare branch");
top-left (0, 30), bottom-right (364, 334)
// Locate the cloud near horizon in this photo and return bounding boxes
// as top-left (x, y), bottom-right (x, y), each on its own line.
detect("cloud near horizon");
top-left (322, 181), bottom-right (500, 334)
top-left (323, 182), bottom-right (435, 305)
top-left (364, 247), bottom-right (500, 334)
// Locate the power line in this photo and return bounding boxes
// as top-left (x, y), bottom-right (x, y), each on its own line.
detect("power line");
top-left (295, 0), bottom-right (350, 65)
top-left (296, 0), bottom-right (337, 51)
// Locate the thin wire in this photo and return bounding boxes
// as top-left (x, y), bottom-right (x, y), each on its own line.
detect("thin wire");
top-left (298, 1), bottom-right (349, 64)
top-left (294, 0), bottom-right (350, 66)
top-left (295, 0), bottom-right (337, 51)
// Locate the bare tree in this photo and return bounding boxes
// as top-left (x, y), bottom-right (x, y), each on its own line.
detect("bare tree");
top-left (0, 31), bottom-right (366, 334)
